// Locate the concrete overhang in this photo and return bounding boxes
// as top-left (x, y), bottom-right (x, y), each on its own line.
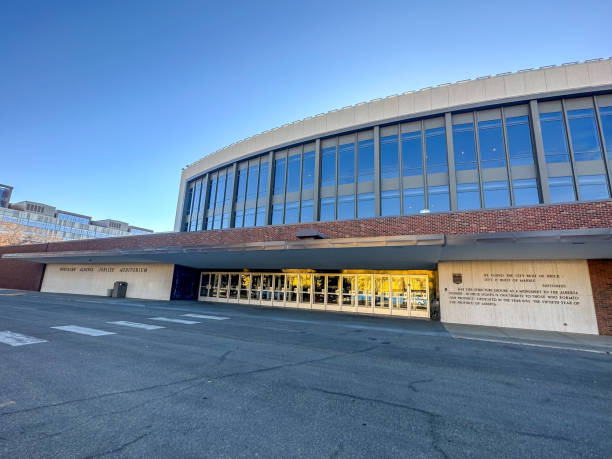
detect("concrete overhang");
top-left (2, 229), bottom-right (610, 270)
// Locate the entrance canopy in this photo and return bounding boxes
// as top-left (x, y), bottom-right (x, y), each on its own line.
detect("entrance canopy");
top-left (3, 229), bottom-right (611, 270)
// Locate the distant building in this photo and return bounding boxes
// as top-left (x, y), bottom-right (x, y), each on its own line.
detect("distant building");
top-left (0, 184), bottom-right (12, 208)
top-left (0, 191), bottom-right (153, 243)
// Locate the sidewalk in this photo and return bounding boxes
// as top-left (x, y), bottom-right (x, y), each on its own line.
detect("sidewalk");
top-left (443, 322), bottom-right (612, 354)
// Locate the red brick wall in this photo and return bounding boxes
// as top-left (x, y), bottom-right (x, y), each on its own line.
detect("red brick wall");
top-left (0, 244), bottom-right (48, 291)
top-left (588, 260), bottom-right (612, 336)
top-left (33, 200), bottom-right (612, 253)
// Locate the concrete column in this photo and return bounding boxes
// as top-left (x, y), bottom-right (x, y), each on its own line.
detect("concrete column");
top-left (529, 100), bottom-right (551, 204)
top-left (444, 113), bottom-right (458, 211)
top-left (374, 125), bottom-right (381, 216)
top-left (313, 138), bottom-right (321, 221)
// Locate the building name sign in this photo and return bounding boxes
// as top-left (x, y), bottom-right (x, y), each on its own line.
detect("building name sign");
top-left (446, 271), bottom-right (580, 307)
top-left (58, 266), bottom-right (149, 273)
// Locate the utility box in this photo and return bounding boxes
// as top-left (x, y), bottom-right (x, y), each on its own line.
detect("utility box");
top-left (111, 281), bottom-right (128, 299)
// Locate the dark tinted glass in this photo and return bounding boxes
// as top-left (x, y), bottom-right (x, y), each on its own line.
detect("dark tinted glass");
top-left (338, 143), bottom-right (355, 184)
top-left (540, 112), bottom-right (569, 163)
top-left (457, 183), bottom-right (480, 210)
top-left (478, 119), bottom-right (506, 168)
top-left (302, 151), bottom-right (315, 190)
top-left (453, 123), bottom-right (477, 170)
top-left (380, 135), bottom-right (399, 179)
top-left (506, 116), bottom-right (534, 166)
top-left (567, 108), bottom-right (602, 161)
top-left (358, 139), bottom-right (374, 182)
top-left (402, 131), bottom-right (423, 176)
top-left (321, 146), bottom-right (336, 187)
top-left (425, 127), bottom-right (447, 174)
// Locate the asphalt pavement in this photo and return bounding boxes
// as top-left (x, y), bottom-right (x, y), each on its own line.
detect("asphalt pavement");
top-left (0, 290), bottom-right (611, 458)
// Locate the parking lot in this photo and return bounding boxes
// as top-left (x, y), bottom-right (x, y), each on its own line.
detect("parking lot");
top-left (1, 290), bottom-right (611, 458)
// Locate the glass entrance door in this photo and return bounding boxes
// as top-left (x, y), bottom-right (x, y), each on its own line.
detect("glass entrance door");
top-left (261, 274), bottom-right (273, 302)
top-left (410, 276), bottom-right (429, 317)
top-left (228, 274), bottom-right (239, 299)
top-left (357, 275), bottom-right (373, 310)
top-left (391, 276), bottom-right (409, 312)
top-left (341, 275), bottom-right (355, 310)
top-left (374, 276), bottom-right (390, 309)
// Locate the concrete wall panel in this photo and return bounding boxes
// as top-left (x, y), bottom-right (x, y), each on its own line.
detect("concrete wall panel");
top-left (439, 260), bottom-right (599, 334)
top-left (41, 263), bottom-right (175, 301)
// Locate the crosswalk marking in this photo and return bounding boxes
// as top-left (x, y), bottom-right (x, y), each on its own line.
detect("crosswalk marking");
top-left (0, 331), bottom-right (47, 346)
top-left (149, 317), bottom-right (199, 325)
top-left (182, 314), bottom-right (229, 321)
top-left (51, 325), bottom-right (116, 336)
top-left (107, 321), bottom-right (165, 330)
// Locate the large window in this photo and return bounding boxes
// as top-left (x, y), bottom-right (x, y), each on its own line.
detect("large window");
top-left (337, 195), bottom-right (354, 220)
top-left (301, 200), bottom-right (314, 222)
top-left (428, 185), bottom-right (450, 212)
top-left (320, 197), bottom-right (335, 221)
top-left (403, 188), bottom-right (424, 215)
top-left (271, 204), bottom-right (283, 225)
top-left (246, 165), bottom-right (259, 201)
top-left (402, 131), bottom-right (423, 176)
top-left (338, 143), bottom-right (355, 185)
top-left (244, 207), bottom-right (256, 227)
top-left (358, 139), bottom-right (374, 182)
top-left (357, 193), bottom-right (375, 218)
top-left (453, 123), bottom-right (477, 171)
top-left (567, 108), bottom-right (602, 162)
top-left (600, 106), bottom-right (612, 159)
top-left (216, 174), bottom-right (226, 209)
top-left (483, 181), bottom-right (510, 208)
top-left (505, 116), bottom-right (534, 166)
top-left (578, 175), bottom-right (609, 200)
top-left (255, 207), bottom-right (266, 226)
top-left (512, 178), bottom-right (539, 206)
top-left (381, 190), bottom-right (400, 216)
top-left (380, 135), bottom-right (399, 179)
top-left (285, 201), bottom-right (299, 224)
top-left (321, 146), bottom-right (336, 187)
top-left (207, 176), bottom-right (217, 213)
top-left (234, 210), bottom-right (244, 228)
top-left (425, 127), bottom-right (447, 174)
top-left (258, 162), bottom-right (268, 197)
top-left (540, 112), bottom-right (569, 163)
top-left (236, 169), bottom-right (247, 202)
top-left (302, 151), bottom-right (315, 190)
top-left (478, 119), bottom-right (506, 169)
top-left (286, 155), bottom-right (301, 193)
top-left (549, 176), bottom-right (575, 203)
top-left (224, 172), bottom-right (233, 207)
top-left (273, 158), bottom-right (286, 195)
top-left (457, 183), bottom-right (480, 210)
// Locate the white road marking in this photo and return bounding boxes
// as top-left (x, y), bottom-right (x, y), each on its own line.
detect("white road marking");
top-left (182, 314), bottom-right (229, 321)
top-left (51, 325), bottom-right (116, 336)
top-left (0, 331), bottom-right (47, 346)
top-left (149, 317), bottom-right (200, 324)
top-left (107, 321), bottom-right (165, 330)
top-left (454, 336), bottom-right (609, 354)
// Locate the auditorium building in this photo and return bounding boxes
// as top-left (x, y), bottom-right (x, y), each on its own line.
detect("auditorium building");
top-left (1, 59), bottom-right (611, 336)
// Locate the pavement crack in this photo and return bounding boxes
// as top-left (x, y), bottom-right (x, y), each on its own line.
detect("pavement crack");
top-left (85, 432), bottom-right (150, 458)
top-left (408, 378), bottom-right (434, 393)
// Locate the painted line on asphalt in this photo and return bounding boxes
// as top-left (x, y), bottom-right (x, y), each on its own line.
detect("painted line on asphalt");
top-left (149, 317), bottom-right (200, 325)
top-left (51, 326), bottom-right (116, 336)
top-left (107, 321), bottom-right (165, 330)
top-left (0, 331), bottom-right (47, 346)
top-left (182, 314), bottom-right (229, 321)
top-left (454, 336), bottom-right (610, 354)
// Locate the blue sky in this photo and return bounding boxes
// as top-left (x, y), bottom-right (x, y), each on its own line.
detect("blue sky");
top-left (1, 0), bottom-right (610, 232)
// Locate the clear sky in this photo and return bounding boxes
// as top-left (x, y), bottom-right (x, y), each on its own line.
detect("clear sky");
top-left (1, 0), bottom-right (610, 232)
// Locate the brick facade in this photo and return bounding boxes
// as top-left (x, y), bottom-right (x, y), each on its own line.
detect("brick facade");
top-left (588, 260), bottom-right (612, 336)
top-left (1, 201), bottom-right (611, 335)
